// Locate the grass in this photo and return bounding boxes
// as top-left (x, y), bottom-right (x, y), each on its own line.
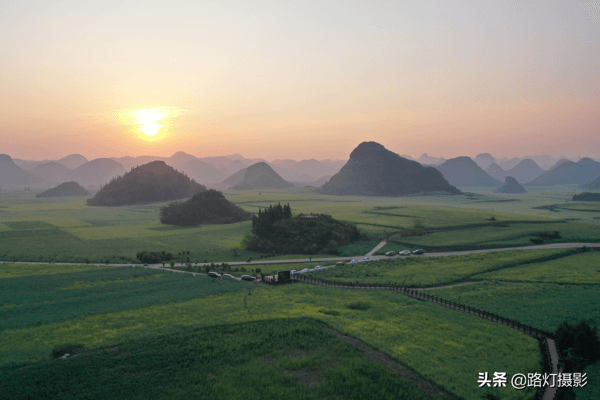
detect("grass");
top-left (305, 249), bottom-right (570, 287)
top-left (424, 281), bottom-right (600, 335)
top-left (0, 318), bottom-right (452, 400)
top-left (0, 265), bottom-right (250, 330)
top-left (0, 280), bottom-right (541, 400)
top-left (376, 221), bottom-right (600, 252)
top-left (472, 250), bottom-right (600, 284)
top-left (2, 188), bottom-right (600, 263)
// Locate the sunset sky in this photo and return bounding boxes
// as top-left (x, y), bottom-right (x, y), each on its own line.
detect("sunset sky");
top-left (1, 1), bottom-right (600, 161)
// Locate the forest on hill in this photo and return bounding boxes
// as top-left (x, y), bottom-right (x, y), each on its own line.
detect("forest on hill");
top-left (160, 189), bottom-right (252, 226)
top-left (87, 161), bottom-right (205, 206)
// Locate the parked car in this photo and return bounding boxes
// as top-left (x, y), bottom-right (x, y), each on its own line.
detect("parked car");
top-left (240, 275), bottom-right (256, 282)
top-left (290, 270), bottom-right (300, 275)
top-left (207, 272), bottom-right (222, 278)
top-left (400, 250), bottom-right (412, 256)
top-left (412, 249), bottom-right (425, 255)
top-left (335, 261), bottom-right (346, 266)
top-left (300, 268), bottom-right (312, 273)
top-left (314, 265), bottom-right (326, 270)
top-left (363, 257), bottom-right (372, 262)
top-left (222, 274), bottom-right (235, 279)
top-left (385, 251), bottom-right (396, 256)
top-left (143, 263), bottom-right (149, 266)
top-left (349, 259), bottom-right (360, 264)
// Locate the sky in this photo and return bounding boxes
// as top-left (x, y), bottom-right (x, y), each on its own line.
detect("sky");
top-left (1, 0), bottom-right (600, 161)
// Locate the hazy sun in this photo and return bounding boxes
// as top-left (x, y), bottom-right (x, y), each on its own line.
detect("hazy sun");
top-left (133, 109), bottom-right (166, 137)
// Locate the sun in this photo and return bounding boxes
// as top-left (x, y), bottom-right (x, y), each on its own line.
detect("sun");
top-left (133, 109), bottom-right (166, 137)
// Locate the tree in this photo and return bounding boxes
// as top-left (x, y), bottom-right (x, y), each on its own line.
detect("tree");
top-left (233, 248), bottom-right (239, 256)
top-left (255, 268), bottom-right (261, 274)
top-left (204, 265), bottom-right (210, 274)
top-left (169, 260), bottom-right (175, 268)
top-left (162, 261), bottom-right (165, 268)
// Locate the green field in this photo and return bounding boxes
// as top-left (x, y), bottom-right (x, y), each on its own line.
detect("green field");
top-left (3, 187), bottom-right (600, 399)
top-left (305, 249), bottom-right (571, 287)
top-left (0, 264), bottom-right (541, 400)
top-left (1, 318), bottom-right (453, 400)
top-left (0, 264), bottom-right (250, 330)
top-left (2, 188), bottom-right (600, 263)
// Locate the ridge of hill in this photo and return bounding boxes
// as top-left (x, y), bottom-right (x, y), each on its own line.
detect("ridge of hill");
top-left (159, 189), bottom-right (251, 226)
top-left (581, 174), bottom-right (600, 190)
top-left (179, 159), bottom-right (227, 184)
top-left (485, 163), bottom-right (507, 181)
top-left (60, 158), bottom-right (126, 187)
top-left (320, 142), bottom-right (460, 196)
top-left (436, 157), bottom-right (503, 187)
top-left (57, 154), bottom-right (88, 169)
top-left (36, 181), bottom-right (89, 197)
top-left (86, 161), bottom-right (205, 206)
top-left (0, 154), bottom-right (44, 186)
top-left (505, 159), bottom-right (545, 183)
top-left (221, 168), bottom-right (248, 188)
top-left (528, 158), bottom-right (600, 186)
top-left (494, 176), bottom-right (527, 193)
top-left (30, 162), bottom-right (71, 182)
top-left (474, 153), bottom-right (495, 170)
top-left (165, 151), bottom-right (197, 170)
top-left (230, 162), bottom-right (294, 190)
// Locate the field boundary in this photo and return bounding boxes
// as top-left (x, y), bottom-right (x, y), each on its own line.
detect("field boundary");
top-left (293, 274), bottom-right (562, 400)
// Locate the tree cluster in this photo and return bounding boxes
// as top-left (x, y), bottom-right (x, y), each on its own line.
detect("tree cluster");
top-left (573, 192), bottom-right (600, 202)
top-left (555, 320), bottom-right (600, 372)
top-left (251, 203), bottom-right (292, 237)
top-left (245, 203), bottom-right (363, 255)
top-left (136, 250), bottom-right (174, 264)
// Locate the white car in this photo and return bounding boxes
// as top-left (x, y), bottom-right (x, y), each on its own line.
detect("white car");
top-left (349, 259), bottom-right (360, 264)
top-left (314, 265), bottom-right (326, 270)
top-left (290, 270), bottom-right (300, 275)
top-left (385, 251), bottom-right (396, 256)
top-left (222, 274), bottom-right (235, 279)
top-left (335, 261), bottom-right (346, 266)
top-left (400, 250), bottom-right (412, 256)
top-left (300, 268), bottom-right (313, 273)
top-left (363, 257), bottom-right (372, 262)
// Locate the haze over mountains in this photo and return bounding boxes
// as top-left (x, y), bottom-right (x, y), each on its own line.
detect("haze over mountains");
top-left (3, 149), bottom-right (600, 190)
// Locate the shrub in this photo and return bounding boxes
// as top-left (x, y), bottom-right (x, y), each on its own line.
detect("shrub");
top-left (347, 301), bottom-right (371, 311)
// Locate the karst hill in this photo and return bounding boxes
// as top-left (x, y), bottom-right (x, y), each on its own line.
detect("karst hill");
top-left (0, 154), bottom-right (43, 187)
top-left (159, 189), bottom-right (252, 226)
top-left (436, 157), bottom-right (503, 187)
top-left (36, 181), bottom-right (89, 198)
top-left (86, 161), bottom-right (206, 206)
top-left (230, 162), bottom-right (294, 190)
top-left (494, 176), bottom-right (527, 194)
top-left (319, 142), bottom-right (460, 196)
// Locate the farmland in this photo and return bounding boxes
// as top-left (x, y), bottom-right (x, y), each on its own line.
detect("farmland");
top-left (2, 187), bottom-right (600, 399)
top-left (0, 318), bottom-right (454, 400)
top-left (2, 188), bottom-right (600, 264)
top-left (0, 266), bottom-right (541, 400)
top-left (305, 249), bottom-right (572, 287)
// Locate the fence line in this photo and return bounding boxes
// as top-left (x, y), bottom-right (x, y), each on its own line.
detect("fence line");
top-left (292, 274), bottom-right (561, 400)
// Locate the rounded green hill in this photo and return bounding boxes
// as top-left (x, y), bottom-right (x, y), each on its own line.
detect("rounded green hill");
top-left (86, 161), bottom-right (206, 206)
top-left (160, 189), bottom-right (252, 226)
top-left (36, 181), bottom-right (89, 197)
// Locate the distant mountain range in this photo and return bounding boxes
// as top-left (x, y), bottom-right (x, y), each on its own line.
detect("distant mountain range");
top-left (6, 150), bottom-right (600, 190)
top-left (528, 158), bottom-right (600, 186)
